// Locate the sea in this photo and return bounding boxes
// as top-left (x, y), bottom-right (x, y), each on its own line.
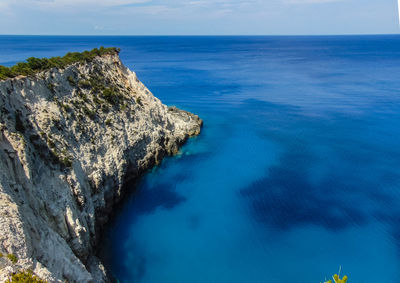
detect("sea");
top-left (1, 35), bottom-right (400, 283)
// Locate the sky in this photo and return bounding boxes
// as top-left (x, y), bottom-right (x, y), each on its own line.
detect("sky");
top-left (0, 0), bottom-right (398, 35)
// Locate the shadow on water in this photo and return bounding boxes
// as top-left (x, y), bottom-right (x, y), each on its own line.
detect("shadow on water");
top-left (239, 146), bottom-right (369, 231)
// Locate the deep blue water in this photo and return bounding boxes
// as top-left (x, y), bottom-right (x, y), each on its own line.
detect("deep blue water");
top-left (2, 35), bottom-right (400, 282)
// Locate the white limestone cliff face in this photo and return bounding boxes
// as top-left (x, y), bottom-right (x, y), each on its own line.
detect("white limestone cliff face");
top-left (0, 52), bottom-right (202, 282)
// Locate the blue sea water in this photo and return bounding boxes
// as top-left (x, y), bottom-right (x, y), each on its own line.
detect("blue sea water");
top-left (1, 35), bottom-right (400, 282)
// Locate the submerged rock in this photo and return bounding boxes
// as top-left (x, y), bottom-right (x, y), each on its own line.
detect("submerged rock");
top-left (0, 50), bottom-right (202, 282)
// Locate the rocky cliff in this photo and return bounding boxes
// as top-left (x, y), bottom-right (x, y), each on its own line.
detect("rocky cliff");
top-left (0, 50), bottom-right (202, 282)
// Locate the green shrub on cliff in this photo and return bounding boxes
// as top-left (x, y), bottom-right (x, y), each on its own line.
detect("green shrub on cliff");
top-left (0, 66), bottom-right (13, 80)
top-left (101, 87), bottom-right (123, 106)
top-left (62, 156), bottom-right (73, 168)
top-left (6, 253), bottom-right (17, 264)
top-left (6, 270), bottom-right (47, 283)
top-left (78, 79), bottom-right (92, 89)
top-left (11, 62), bottom-right (35, 77)
top-left (0, 47), bottom-right (120, 81)
top-left (67, 75), bottom-right (76, 86)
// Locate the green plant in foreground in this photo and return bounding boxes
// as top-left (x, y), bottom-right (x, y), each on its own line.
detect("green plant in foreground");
top-left (7, 254), bottom-right (17, 264)
top-left (324, 273), bottom-right (348, 283)
top-left (6, 270), bottom-right (47, 283)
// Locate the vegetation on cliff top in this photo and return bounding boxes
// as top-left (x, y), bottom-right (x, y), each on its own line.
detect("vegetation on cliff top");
top-left (0, 47), bottom-right (120, 81)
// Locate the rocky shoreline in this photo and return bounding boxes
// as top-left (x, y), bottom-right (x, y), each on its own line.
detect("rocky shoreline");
top-left (0, 50), bottom-right (202, 282)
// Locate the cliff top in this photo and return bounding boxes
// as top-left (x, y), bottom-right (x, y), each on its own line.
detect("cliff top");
top-left (0, 47), bottom-right (120, 81)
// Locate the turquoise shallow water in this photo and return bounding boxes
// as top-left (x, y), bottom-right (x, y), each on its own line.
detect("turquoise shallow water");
top-left (1, 35), bottom-right (400, 282)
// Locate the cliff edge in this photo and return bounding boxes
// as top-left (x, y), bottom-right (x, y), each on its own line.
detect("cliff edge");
top-left (0, 49), bottom-right (202, 282)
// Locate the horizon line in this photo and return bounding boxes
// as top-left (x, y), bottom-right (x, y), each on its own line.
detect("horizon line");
top-left (0, 33), bottom-right (399, 37)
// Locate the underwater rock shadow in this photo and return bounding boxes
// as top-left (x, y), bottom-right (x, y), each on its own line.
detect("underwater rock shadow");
top-left (118, 149), bottom-right (215, 220)
top-left (130, 182), bottom-right (187, 216)
top-left (240, 146), bottom-right (369, 232)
